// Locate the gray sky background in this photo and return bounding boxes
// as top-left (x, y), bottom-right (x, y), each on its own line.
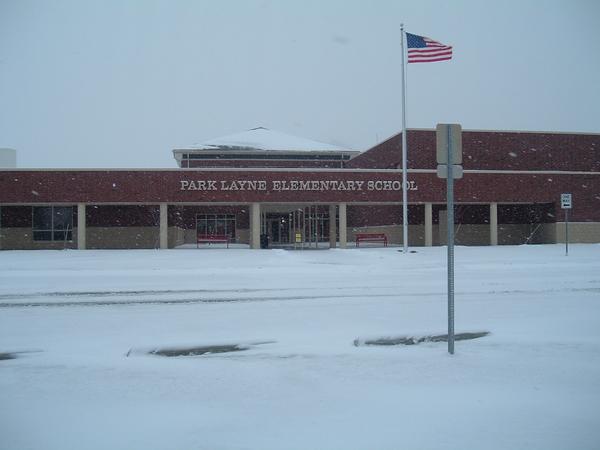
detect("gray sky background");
top-left (1, 0), bottom-right (599, 168)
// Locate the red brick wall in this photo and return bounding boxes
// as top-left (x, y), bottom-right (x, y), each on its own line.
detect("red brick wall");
top-left (347, 130), bottom-right (600, 171)
top-left (1, 169), bottom-right (599, 221)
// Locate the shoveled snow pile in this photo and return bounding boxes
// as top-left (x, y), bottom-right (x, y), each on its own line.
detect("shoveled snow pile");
top-left (0, 244), bottom-right (599, 450)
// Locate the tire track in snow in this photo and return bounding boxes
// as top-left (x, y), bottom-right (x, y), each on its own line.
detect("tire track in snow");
top-left (0, 287), bottom-right (598, 308)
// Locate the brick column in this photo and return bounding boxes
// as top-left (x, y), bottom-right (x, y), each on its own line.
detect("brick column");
top-left (425, 203), bottom-right (433, 247)
top-left (329, 204), bottom-right (337, 249)
top-left (490, 202), bottom-right (498, 246)
top-left (77, 203), bottom-right (86, 250)
top-left (250, 203), bottom-right (261, 249)
top-left (159, 203), bottom-right (168, 249)
top-left (338, 203), bottom-right (347, 249)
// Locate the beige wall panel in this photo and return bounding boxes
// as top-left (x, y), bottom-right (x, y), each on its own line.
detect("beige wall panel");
top-left (236, 229), bottom-right (249, 244)
top-left (555, 222), bottom-right (600, 243)
top-left (168, 227), bottom-right (185, 248)
top-left (348, 225), bottom-right (425, 246)
top-left (432, 225), bottom-right (441, 246)
top-left (184, 229), bottom-right (196, 244)
top-left (497, 224), bottom-right (533, 245)
top-left (438, 211), bottom-right (491, 246)
top-left (409, 225), bottom-right (426, 246)
top-left (537, 224), bottom-right (557, 244)
top-left (183, 228), bottom-right (249, 245)
top-left (435, 223), bottom-right (560, 246)
top-left (3, 221), bottom-right (598, 249)
top-left (86, 227), bottom-right (159, 249)
top-left (497, 224), bottom-right (559, 245)
top-left (523, 223), bottom-right (556, 244)
top-left (456, 225), bottom-right (491, 246)
top-left (0, 227), bottom-right (78, 250)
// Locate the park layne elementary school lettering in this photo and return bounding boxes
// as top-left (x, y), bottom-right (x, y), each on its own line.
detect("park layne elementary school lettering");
top-left (179, 179), bottom-right (418, 192)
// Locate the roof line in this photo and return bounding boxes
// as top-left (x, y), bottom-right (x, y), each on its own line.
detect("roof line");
top-left (2, 168), bottom-right (598, 175)
top-left (172, 149), bottom-right (360, 155)
top-left (379, 127), bottom-right (600, 137)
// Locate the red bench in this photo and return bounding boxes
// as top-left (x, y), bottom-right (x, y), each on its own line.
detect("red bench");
top-left (355, 233), bottom-right (388, 247)
top-left (197, 234), bottom-right (230, 248)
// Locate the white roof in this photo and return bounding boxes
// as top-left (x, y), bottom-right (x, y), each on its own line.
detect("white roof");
top-left (181, 127), bottom-right (349, 152)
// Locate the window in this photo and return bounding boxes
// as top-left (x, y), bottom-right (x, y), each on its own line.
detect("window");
top-left (196, 214), bottom-right (236, 240)
top-left (33, 206), bottom-right (73, 241)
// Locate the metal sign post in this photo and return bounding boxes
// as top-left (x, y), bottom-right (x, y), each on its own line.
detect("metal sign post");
top-left (436, 124), bottom-right (462, 355)
top-left (446, 126), bottom-right (455, 355)
top-left (561, 193), bottom-right (572, 256)
top-left (565, 208), bottom-right (569, 256)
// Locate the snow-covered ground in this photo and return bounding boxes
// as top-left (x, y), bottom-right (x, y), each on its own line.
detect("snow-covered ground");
top-left (1, 245), bottom-right (599, 450)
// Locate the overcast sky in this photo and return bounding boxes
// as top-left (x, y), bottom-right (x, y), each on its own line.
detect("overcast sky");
top-left (1, 0), bottom-right (599, 168)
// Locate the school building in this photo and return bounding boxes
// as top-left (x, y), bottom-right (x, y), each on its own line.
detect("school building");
top-left (1, 126), bottom-right (599, 250)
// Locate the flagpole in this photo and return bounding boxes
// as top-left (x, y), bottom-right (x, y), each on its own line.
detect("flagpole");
top-left (400, 24), bottom-right (409, 254)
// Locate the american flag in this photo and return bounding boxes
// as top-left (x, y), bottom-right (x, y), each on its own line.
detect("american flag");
top-left (406, 33), bottom-right (452, 63)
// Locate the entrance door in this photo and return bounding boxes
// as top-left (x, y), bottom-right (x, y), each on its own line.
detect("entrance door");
top-left (262, 208), bottom-right (330, 248)
top-left (268, 218), bottom-right (281, 243)
top-left (266, 214), bottom-right (290, 244)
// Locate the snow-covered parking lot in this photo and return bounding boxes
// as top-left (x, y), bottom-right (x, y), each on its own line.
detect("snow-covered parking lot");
top-left (1, 244), bottom-right (599, 450)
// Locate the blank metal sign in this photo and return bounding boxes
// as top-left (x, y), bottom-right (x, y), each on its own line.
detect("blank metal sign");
top-left (436, 123), bottom-right (462, 165)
